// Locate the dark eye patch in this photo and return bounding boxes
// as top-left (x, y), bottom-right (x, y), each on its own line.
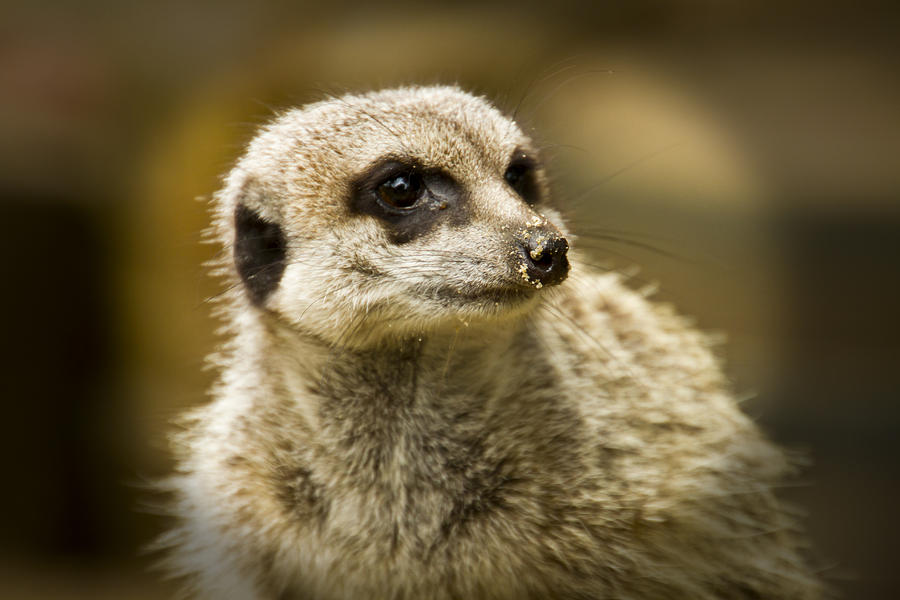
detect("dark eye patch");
top-left (349, 159), bottom-right (464, 244)
top-left (234, 203), bottom-right (286, 306)
top-left (504, 152), bottom-right (540, 205)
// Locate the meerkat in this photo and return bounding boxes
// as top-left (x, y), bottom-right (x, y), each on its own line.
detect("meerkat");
top-left (158, 86), bottom-right (821, 599)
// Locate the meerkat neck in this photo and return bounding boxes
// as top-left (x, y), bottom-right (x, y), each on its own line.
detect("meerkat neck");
top-left (275, 320), bottom-right (523, 398)
top-left (250, 302), bottom-right (516, 378)
top-left (242, 309), bottom-right (534, 455)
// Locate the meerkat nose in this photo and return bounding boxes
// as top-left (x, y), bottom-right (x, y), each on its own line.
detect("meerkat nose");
top-left (520, 229), bottom-right (570, 287)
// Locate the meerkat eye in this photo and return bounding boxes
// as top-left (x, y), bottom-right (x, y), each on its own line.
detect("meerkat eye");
top-left (504, 156), bottom-right (539, 204)
top-left (377, 172), bottom-right (424, 209)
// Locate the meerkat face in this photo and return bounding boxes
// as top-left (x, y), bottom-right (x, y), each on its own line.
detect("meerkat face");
top-left (219, 86), bottom-right (570, 346)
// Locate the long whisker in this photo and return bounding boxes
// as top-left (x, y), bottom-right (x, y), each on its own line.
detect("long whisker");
top-left (524, 69), bottom-right (616, 124)
top-left (541, 302), bottom-right (640, 384)
top-left (574, 233), bottom-right (707, 266)
top-left (563, 142), bottom-right (684, 208)
top-left (511, 61), bottom-right (580, 123)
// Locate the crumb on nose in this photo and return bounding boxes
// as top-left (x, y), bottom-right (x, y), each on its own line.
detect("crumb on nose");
top-left (516, 223), bottom-right (569, 288)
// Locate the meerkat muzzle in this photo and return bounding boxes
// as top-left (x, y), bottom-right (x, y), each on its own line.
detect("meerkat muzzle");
top-left (518, 228), bottom-right (570, 288)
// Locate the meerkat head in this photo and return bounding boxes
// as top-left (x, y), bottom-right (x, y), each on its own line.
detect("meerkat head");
top-left (215, 86), bottom-right (570, 347)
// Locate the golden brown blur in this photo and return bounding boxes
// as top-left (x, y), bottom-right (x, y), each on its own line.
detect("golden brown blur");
top-left (1, 1), bottom-right (897, 598)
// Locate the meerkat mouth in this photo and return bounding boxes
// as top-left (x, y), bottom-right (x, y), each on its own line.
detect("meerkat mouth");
top-left (433, 284), bottom-right (537, 306)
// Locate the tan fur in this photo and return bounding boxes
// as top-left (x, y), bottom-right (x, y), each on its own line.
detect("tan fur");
top-left (159, 86), bottom-right (821, 599)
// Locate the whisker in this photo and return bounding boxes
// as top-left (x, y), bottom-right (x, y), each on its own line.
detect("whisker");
top-left (542, 302), bottom-right (641, 385)
top-left (511, 61), bottom-right (580, 123)
top-left (563, 142), bottom-right (684, 208)
top-left (524, 68), bottom-right (616, 124)
top-left (574, 233), bottom-right (706, 266)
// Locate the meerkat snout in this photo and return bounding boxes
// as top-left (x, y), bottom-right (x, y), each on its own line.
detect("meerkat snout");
top-left (518, 227), bottom-right (569, 287)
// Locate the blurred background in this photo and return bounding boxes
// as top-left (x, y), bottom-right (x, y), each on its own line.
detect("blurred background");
top-left (1, 1), bottom-right (898, 597)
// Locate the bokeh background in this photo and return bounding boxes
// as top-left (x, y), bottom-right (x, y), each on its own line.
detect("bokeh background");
top-left (1, 1), bottom-right (898, 598)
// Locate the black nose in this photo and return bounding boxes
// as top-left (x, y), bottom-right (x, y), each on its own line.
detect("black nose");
top-left (520, 230), bottom-right (569, 287)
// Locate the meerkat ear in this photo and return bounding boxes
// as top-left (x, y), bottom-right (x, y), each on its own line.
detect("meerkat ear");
top-left (233, 196), bottom-right (286, 306)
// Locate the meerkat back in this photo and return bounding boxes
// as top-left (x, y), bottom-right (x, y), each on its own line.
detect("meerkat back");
top-left (158, 86), bottom-right (821, 599)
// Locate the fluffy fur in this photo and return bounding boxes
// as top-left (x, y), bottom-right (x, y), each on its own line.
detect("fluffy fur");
top-left (158, 86), bottom-right (821, 599)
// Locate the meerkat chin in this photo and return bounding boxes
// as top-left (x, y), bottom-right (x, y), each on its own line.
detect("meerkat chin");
top-left (157, 86), bottom-right (821, 599)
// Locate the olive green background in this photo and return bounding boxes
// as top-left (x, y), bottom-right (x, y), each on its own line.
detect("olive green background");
top-left (1, 1), bottom-right (898, 598)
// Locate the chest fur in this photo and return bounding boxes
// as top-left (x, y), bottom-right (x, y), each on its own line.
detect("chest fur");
top-left (253, 363), bottom-right (592, 595)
